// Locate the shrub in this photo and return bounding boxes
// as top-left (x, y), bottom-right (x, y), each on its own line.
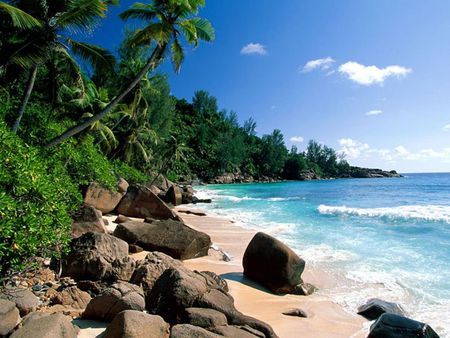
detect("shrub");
top-left (111, 160), bottom-right (149, 184)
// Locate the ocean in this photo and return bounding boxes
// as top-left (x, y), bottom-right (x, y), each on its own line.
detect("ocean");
top-left (193, 173), bottom-right (450, 337)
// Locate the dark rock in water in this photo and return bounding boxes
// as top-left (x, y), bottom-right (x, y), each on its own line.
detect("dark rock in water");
top-left (211, 325), bottom-right (265, 338)
top-left (181, 186), bottom-right (194, 204)
top-left (71, 204), bottom-right (107, 238)
top-left (358, 298), bottom-right (406, 320)
top-left (10, 312), bottom-right (78, 338)
top-left (167, 185), bottom-right (183, 206)
top-left (170, 324), bottom-right (222, 338)
top-left (116, 184), bottom-right (178, 220)
top-left (0, 299), bottom-right (20, 336)
top-left (282, 308), bottom-right (308, 318)
top-left (192, 196), bottom-right (212, 204)
top-left (83, 281), bottom-right (145, 322)
top-left (104, 310), bottom-right (169, 338)
top-left (113, 219), bottom-right (211, 260)
top-left (182, 307), bottom-right (228, 328)
top-left (62, 232), bottom-right (135, 282)
top-left (0, 288), bottom-right (40, 316)
top-left (146, 266), bottom-right (278, 338)
top-left (291, 281), bottom-right (317, 296)
top-left (368, 313), bottom-right (440, 338)
top-left (243, 232), bottom-right (305, 294)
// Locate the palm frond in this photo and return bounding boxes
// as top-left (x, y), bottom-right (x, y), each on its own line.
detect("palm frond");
top-left (170, 37), bottom-right (184, 72)
top-left (57, 0), bottom-right (107, 31)
top-left (127, 23), bottom-right (171, 47)
top-left (0, 2), bottom-right (42, 29)
top-left (67, 39), bottom-right (115, 73)
top-left (189, 17), bottom-right (215, 42)
top-left (120, 3), bottom-right (157, 21)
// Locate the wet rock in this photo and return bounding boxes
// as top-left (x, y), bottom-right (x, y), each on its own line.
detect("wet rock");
top-left (114, 219), bottom-right (211, 260)
top-left (368, 313), bottom-right (440, 338)
top-left (170, 324), bottom-right (222, 338)
top-left (0, 299), bottom-right (20, 336)
top-left (104, 310), bottom-right (169, 338)
top-left (0, 288), bottom-right (40, 316)
top-left (243, 232), bottom-right (305, 294)
top-left (357, 298), bottom-right (406, 320)
top-left (183, 307), bottom-right (228, 328)
top-left (10, 312), bottom-right (78, 338)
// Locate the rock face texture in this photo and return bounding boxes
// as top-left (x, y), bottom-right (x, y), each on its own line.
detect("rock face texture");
top-left (242, 232), bottom-right (305, 294)
top-left (170, 324), bottom-right (222, 338)
top-left (0, 299), bottom-right (20, 336)
top-left (83, 282), bottom-right (145, 322)
top-left (10, 313), bottom-right (78, 338)
top-left (84, 179), bottom-right (128, 214)
top-left (146, 267), bottom-right (278, 338)
top-left (62, 232), bottom-right (135, 282)
top-left (368, 313), bottom-right (439, 338)
top-left (116, 184), bottom-right (178, 219)
top-left (71, 204), bottom-right (107, 238)
top-left (0, 288), bottom-right (40, 316)
top-left (52, 286), bottom-right (91, 310)
top-left (114, 219), bottom-right (211, 260)
top-left (166, 185), bottom-right (183, 206)
top-left (104, 310), bottom-right (169, 338)
top-left (357, 298), bottom-right (406, 320)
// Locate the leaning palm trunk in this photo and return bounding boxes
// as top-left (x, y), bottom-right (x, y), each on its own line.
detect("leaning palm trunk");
top-left (45, 44), bottom-right (166, 148)
top-left (12, 64), bottom-right (37, 133)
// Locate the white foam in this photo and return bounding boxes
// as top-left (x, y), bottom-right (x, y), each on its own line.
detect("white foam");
top-left (318, 204), bottom-right (450, 223)
top-left (300, 244), bottom-right (357, 262)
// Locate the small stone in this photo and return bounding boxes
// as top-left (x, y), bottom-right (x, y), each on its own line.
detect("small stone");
top-left (282, 308), bottom-right (308, 318)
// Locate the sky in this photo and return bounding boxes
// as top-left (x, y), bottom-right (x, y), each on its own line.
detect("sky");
top-left (85, 0), bottom-right (450, 173)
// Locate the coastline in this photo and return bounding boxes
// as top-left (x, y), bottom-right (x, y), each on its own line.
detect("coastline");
top-left (173, 206), bottom-right (367, 338)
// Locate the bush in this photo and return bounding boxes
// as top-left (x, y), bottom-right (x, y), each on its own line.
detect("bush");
top-left (0, 122), bottom-right (82, 275)
top-left (111, 160), bottom-right (149, 184)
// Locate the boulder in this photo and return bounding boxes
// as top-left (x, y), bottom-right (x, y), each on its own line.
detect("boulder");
top-left (84, 180), bottom-right (127, 214)
top-left (243, 232), bottom-right (305, 294)
top-left (130, 252), bottom-right (183, 292)
top-left (167, 185), bottom-right (183, 206)
top-left (62, 232), bottom-right (135, 282)
top-left (282, 308), bottom-right (307, 318)
top-left (358, 298), bottom-right (406, 320)
top-left (183, 308), bottom-right (228, 328)
top-left (10, 313), bottom-right (78, 338)
top-left (291, 281), bottom-right (317, 296)
top-left (114, 215), bottom-right (131, 224)
top-left (116, 184), bottom-right (178, 220)
top-left (117, 177), bottom-right (129, 194)
top-left (181, 187), bottom-right (194, 204)
top-left (114, 219), bottom-right (211, 260)
top-left (0, 299), bottom-right (20, 336)
top-left (198, 271), bottom-right (229, 292)
top-left (83, 282), bottom-right (145, 322)
top-left (368, 313), bottom-right (440, 338)
top-left (146, 267), bottom-right (278, 338)
top-left (211, 325), bottom-right (265, 338)
top-left (52, 286), bottom-right (91, 310)
top-left (71, 204), bottom-right (107, 238)
top-left (104, 310), bottom-right (169, 338)
top-left (0, 288), bottom-right (40, 316)
top-left (170, 324), bottom-right (222, 338)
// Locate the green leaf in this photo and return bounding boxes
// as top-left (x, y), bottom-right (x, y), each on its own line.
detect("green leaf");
top-left (0, 2), bottom-right (42, 29)
top-left (67, 39), bottom-right (116, 73)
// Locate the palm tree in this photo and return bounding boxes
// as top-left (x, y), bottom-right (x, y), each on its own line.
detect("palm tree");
top-left (45, 0), bottom-right (214, 148)
top-left (0, 0), bottom-right (116, 132)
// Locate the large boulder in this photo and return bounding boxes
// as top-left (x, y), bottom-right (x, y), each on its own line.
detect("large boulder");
top-left (84, 179), bottom-right (128, 214)
top-left (358, 298), bottom-right (406, 320)
top-left (71, 204), bottom-right (107, 238)
top-left (170, 324), bottom-right (222, 338)
top-left (0, 299), bottom-right (20, 336)
top-left (166, 185), bottom-right (183, 206)
top-left (243, 232), bottom-right (305, 294)
top-left (83, 282), bottom-right (145, 322)
top-left (182, 308), bottom-right (228, 328)
top-left (116, 184), bottom-right (177, 220)
top-left (114, 219), bottom-right (211, 260)
top-left (52, 286), bottom-right (91, 310)
top-left (146, 267), bottom-right (278, 338)
top-left (181, 186), bottom-right (194, 204)
top-left (10, 313), bottom-right (78, 338)
top-left (211, 325), bottom-right (265, 338)
top-left (62, 232), bottom-right (135, 282)
top-left (0, 288), bottom-right (40, 316)
top-left (104, 310), bottom-right (169, 338)
top-left (368, 313), bottom-right (440, 338)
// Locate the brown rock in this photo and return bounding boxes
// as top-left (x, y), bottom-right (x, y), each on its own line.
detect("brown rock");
top-left (166, 185), bottom-right (183, 206)
top-left (0, 299), bottom-right (20, 336)
top-left (114, 215), bottom-right (131, 224)
top-left (117, 177), bottom-right (129, 194)
top-left (84, 181), bottom-right (126, 214)
top-left (183, 307), bottom-right (228, 328)
top-left (52, 287), bottom-right (91, 310)
top-left (0, 288), bottom-right (40, 316)
top-left (114, 219), bottom-right (211, 260)
top-left (211, 325), bottom-right (265, 338)
top-left (116, 184), bottom-right (178, 220)
top-left (282, 308), bottom-right (308, 318)
top-left (291, 281), bottom-right (317, 296)
top-left (10, 313), bottom-right (78, 338)
top-left (243, 232), bottom-right (305, 294)
top-left (71, 204), bottom-right (107, 238)
top-left (170, 324), bottom-right (221, 338)
top-left (104, 310), bottom-right (169, 338)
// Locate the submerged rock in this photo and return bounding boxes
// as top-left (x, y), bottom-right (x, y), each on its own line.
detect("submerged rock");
top-left (243, 232), bottom-right (305, 294)
top-left (368, 313), bottom-right (440, 338)
top-left (358, 298), bottom-right (406, 320)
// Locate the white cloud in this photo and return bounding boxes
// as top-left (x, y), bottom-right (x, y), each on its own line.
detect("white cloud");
top-left (365, 110), bottom-right (383, 116)
top-left (443, 124), bottom-right (450, 132)
top-left (240, 43), bottom-right (267, 55)
top-left (339, 138), bottom-right (370, 159)
top-left (290, 136), bottom-right (304, 143)
top-left (301, 57), bottom-right (335, 72)
top-left (338, 61), bottom-right (411, 86)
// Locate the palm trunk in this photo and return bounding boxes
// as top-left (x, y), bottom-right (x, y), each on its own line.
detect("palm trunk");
top-left (12, 64), bottom-right (37, 133)
top-left (44, 44), bottom-right (167, 148)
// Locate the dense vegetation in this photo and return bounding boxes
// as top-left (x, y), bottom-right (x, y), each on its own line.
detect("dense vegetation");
top-left (0, 0), bottom-right (373, 275)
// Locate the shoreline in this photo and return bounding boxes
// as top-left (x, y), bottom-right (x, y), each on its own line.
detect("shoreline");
top-left (173, 206), bottom-right (367, 338)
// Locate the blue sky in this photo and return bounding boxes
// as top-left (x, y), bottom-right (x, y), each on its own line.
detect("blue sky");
top-left (86, 0), bottom-right (450, 172)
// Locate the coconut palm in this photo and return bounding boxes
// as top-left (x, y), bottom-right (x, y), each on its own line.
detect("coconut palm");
top-left (0, 0), bottom-right (116, 132)
top-left (45, 0), bottom-right (215, 148)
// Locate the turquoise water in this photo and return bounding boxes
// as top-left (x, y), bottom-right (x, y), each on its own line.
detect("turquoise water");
top-left (194, 173), bottom-right (450, 336)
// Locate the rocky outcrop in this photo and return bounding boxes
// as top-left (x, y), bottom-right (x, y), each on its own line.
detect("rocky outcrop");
top-left (0, 299), bottom-right (20, 336)
top-left (170, 324), bottom-right (222, 338)
top-left (10, 313), bottom-right (78, 338)
top-left (182, 308), bottom-right (228, 329)
top-left (357, 298), bottom-right (406, 320)
top-left (167, 185), bottom-right (183, 205)
top-left (116, 184), bottom-right (178, 220)
top-left (62, 232), bottom-right (135, 282)
top-left (345, 167), bottom-right (402, 179)
top-left (113, 219), bottom-right (211, 260)
top-left (52, 286), bottom-right (91, 310)
top-left (104, 310), bottom-right (169, 338)
top-left (211, 325), bottom-right (265, 337)
top-left (84, 178), bottom-right (128, 214)
top-left (209, 173), bottom-right (255, 184)
top-left (0, 288), bottom-right (40, 316)
top-left (71, 204), bottom-right (107, 238)
top-left (368, 313), bottom-right (439, 338)
top-left (243, 232), bottom-right (305, 294)
top-left (146, 267), bottom-right (278, 338)
top-left (83, 282), bottom-right (145, 322)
